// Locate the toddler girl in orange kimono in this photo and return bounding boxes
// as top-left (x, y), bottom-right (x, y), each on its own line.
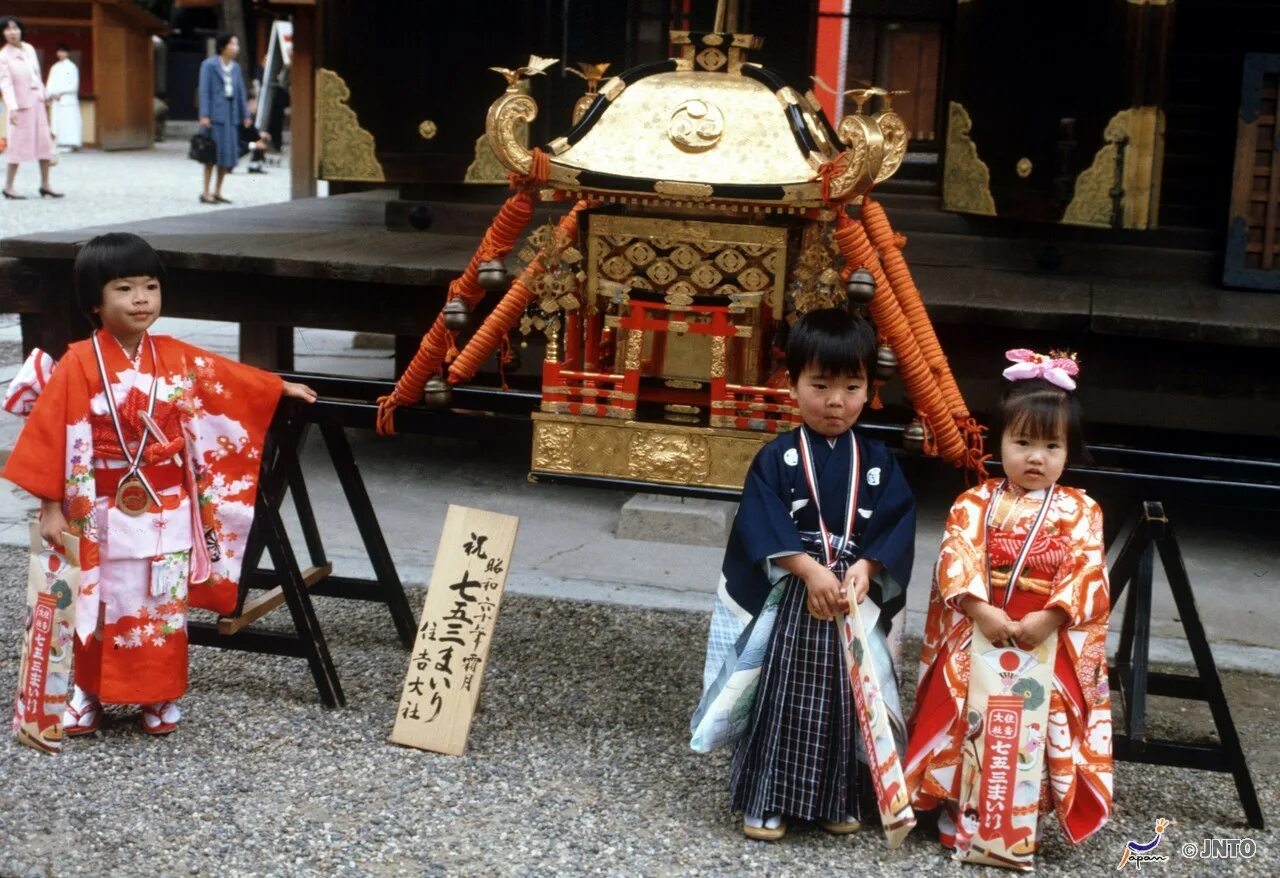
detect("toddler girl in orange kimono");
top-left (904, 350), bottom-right (1113, 854)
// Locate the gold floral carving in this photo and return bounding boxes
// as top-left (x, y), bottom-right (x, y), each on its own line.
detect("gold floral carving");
top-left (624, 330), bottom-right (643, 371)
top-left (485, 88), bottom-right (539, 176)
top-left (530, 414), bottom-right (772, 489)
top-left (532, 422), bottom-right (576, 471)
top-left (873, 111), bottom-right (908, 183)
top-left (467, 81), bottom-right (531, 183)
top-left (943, 101), bottom-right (996, 216)
top-left (628, 431), bottom-right (710, 483)
top-left (315, 68), bottom-right (385, 182)
top-left (829, 114), bottom-right (880, 199)
top-left (710, 336), bottom-right (726, 378)
top-left (418, 120), bottom-right (438, 140)
top-left (1063, 107), bottom-right (1163, 230)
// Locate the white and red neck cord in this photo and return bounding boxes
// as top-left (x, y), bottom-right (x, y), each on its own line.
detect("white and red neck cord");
top-left (795, 425), bottom-right (860, 570)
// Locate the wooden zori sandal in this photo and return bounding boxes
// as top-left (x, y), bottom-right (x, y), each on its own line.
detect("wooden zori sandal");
top-left (818, 817), bottom-right (862, 835)
top-left (743, 814), bottom-right (787, 841)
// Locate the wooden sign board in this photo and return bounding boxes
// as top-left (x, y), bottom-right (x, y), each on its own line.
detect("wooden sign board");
top-left (389, 505), bottom-right (518, 755)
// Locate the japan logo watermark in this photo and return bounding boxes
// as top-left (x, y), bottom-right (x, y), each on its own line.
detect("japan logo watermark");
top-left (1117, 818), bottom-right (1259, 869)
top-left (1116, 818), bottom-right (1172, 869)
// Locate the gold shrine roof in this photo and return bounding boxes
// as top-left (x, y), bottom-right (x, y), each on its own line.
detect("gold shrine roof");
top-left (485, 31), bottom-right (908, 209)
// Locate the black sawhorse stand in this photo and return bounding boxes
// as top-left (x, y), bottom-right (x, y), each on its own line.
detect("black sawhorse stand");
top-left (188, 400), bottom-right (417, 707)
top-left (1109, 500), bottom-right (1264, 829)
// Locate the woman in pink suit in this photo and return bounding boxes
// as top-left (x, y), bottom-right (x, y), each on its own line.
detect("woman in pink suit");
top-left (0, 16), bottom-right (61, 199)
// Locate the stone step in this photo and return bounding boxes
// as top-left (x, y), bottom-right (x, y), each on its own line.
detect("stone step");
top-left (615, 494), bottom-right (736, 548)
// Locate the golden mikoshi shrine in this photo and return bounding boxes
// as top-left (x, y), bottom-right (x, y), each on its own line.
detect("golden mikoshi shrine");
top-left (375, 24), bottom-right (985, 490)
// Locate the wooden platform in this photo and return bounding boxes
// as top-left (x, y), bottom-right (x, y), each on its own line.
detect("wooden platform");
top-left (1, 189), bottom-right (1278, 437)
top-left (0, 191), bottom-right (553, 368)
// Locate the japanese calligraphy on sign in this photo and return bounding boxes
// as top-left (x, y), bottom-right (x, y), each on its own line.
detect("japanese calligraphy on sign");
top-left (954, 629), bottom-right (1057, 870)
top-left (389, 505), bottom-right (519, 755)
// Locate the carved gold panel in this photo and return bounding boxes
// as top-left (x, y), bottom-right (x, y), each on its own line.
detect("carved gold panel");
top-left (942, 101), bottom-right (996, 216)
top-left (530, 413), bottom-right (772, 490)
top-left (315, 68), bottom-right (385, 182)
top-left (1062, 106), bottom-right (1165, 230)
top-left (586, 213), bottom-right (788, 320)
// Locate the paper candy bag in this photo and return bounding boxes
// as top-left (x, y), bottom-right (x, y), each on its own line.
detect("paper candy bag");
top-left (837, 597), bottom-right (915, 847)
top-left (953, 628), bottom-right (1057, 870)
top-left (13, 522), bottom-right (79, 754)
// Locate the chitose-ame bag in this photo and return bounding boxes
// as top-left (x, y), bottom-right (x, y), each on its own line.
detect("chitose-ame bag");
top-left (13, 522), bottom-right (80, 754)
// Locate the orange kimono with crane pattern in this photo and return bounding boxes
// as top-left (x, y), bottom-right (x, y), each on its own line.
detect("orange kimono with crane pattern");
top-left (3, 330), bottom-right (281, 704)
top-left (905, 480), bottom-right (1113, 845)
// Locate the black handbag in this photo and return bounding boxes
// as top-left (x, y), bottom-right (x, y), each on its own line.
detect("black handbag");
top-left (188, 128), bottom-right (216, 165)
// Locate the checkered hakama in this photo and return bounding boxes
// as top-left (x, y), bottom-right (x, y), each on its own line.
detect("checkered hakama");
top-left (729, 562), bottom-right (861, 823)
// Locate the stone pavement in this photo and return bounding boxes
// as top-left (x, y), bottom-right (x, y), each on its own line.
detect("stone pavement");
top-left (0, 137), bottom-right (1276, 676)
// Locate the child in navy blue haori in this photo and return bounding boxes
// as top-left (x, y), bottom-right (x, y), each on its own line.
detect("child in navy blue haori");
top-left (691, 308), bottom-right (916, 841)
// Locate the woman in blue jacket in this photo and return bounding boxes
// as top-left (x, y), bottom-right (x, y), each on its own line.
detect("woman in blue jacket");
top-left (197, 32), bottom-right (250, 204)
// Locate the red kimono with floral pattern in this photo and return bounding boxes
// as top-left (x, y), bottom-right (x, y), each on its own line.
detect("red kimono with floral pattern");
top-left (905, 480), bottom-right (1113, 845)
top-left (3, 330), bottom-right (281, 704)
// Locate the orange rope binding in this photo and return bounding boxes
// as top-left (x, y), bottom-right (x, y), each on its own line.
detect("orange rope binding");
top-left (834, 210), bottom-right (968, 467)
top-left (375, 182), bottom-right (540, 435)
top-left (860, 196), bottom-right (987, 477)
top-left (448, 199), bottom-right (595, 386)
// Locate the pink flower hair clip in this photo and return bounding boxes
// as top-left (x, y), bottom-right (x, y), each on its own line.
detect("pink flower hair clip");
top-left (1002, 348), bottom-right (1080, 391)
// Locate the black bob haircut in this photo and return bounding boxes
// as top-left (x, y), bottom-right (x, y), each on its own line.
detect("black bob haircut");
top-left (0, 16), bottom-right (25, 40)
top-left (785, 307), bottom-right (877, 383)
top-left (73, 233), bottom-right (167, 328)
top-left (56, 42), bottom-right (70, 53)
top-left (994, 376), bottom-right (1090, 465)
top-left (214, 32), bottom-right (235, 53)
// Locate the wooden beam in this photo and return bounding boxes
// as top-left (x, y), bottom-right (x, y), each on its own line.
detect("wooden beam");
top-left (217, 562), bottom-right (332, 635)
top-left (290, 4), bottom-right (317, 199)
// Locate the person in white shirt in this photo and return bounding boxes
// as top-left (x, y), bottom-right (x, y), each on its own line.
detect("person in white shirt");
top-left (45, 43), bottom-right (82, 152)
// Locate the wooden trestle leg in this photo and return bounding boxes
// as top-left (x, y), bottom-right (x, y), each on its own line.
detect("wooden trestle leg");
top-left (1109, 501), bottom-right (1265, 829)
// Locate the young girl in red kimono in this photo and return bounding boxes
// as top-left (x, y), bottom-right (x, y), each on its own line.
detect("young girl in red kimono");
top-left (904, 349), bottom-right (1113, 851)
top-left (4, 233), bottom-right (316, 737)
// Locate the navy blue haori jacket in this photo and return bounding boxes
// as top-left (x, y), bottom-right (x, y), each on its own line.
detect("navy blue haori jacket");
top-left (722, 426), bottom-right (916, 626)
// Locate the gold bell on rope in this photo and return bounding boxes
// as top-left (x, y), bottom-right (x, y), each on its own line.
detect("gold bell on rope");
top-left (478, 259), bottom-right (508, 291)
top-left (875, 343), bottom-right (898, 381)
top-left (846, 268), bottom-right (876, 305)
top-left (423, 375), bottom-right (453, 409)
top-left (442, 299), bottom-right (472, 333)
top-left (902, 418), bottom-right (926, 453)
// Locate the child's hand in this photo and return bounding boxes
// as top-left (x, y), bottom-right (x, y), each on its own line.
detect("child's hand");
top-left (1016, 608), bottom-right (1068, 648)
top-left (38, 499), bottom-right (74, 547)
top-left (963, 597), bottom-right (1021, 645)
top-left (282, 381), bottom-right (317, 403)
top-left (843, 558), bottom-right (880, 606)
top-left (804, 566), bottom-right (847, 620)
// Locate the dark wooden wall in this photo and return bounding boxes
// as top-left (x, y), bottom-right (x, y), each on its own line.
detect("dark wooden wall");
top-left (1160, 0), bottom-right (1280, 230)
top-left (316, 0), bottom-right (817, 185)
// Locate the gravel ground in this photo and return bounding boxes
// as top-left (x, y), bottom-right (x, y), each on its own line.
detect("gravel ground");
top-left (0, 541), bottom-right (1275, 878)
